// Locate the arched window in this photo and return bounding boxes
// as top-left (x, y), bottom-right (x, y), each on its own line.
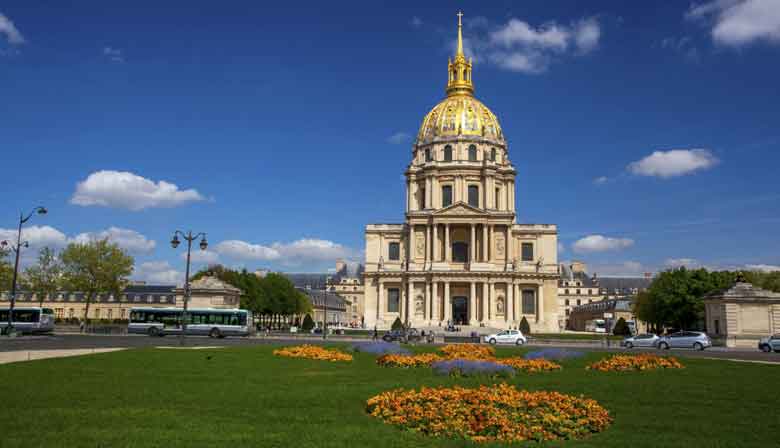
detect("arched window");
top-left (388, 242), bottom-right (400, 261)
top-left (468, 185), bottom-right (479, 207)
top-left (468, 145), bottom-right (477, 161)
top-left (424, 148), bottom-right (431, 162)
top-left (443, 145), bottom-right (453, 162)
top-left (442, 185), bottom-right (453, 207)
top-left (491, 148), bottom-right (497, 161)
top-left (452, 242), bottom-right (468, 263)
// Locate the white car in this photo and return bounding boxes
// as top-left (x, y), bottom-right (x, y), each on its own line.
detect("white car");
top-left (484, 330), bottom-right (527, 345)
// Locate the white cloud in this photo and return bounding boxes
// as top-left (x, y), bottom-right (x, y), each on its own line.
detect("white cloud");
top-left (133, 261), bottom-right (182, 285)
top-left (0, 225), bottom-right (68, 249)
top-left (557, 242), bottom-right (565, 253)
top-left (0, 12), bottom-right (25, 45)
top-left (103, 46), bottom-right (124, 63)
top-left (593, 176), bottom-right (609, 185)
top-left (664, 258), bottom-right (702, 268)
top-left (573, 235), bottom-right (634, 254)
top-left (744, 264), bottom-right (780, 272)
top-left (476, 16), bottom-right (601, 74)
top-left (410, 16), bottom-right (423, 28)
top-left (72, 227), bottom-right (155, 253)
top-left (183, 249), bottom-right (220, 264)
top-left (387, 132), bottom-right (411, 144)
top-left (214, 238), bottom-right (355, 267)
top-left (628, 149), bottom-right (719, 178)
top-left (590, 261), bottom-right (647, 276)
top-left (687, 0), bottom-right (780, 46)
top-left (71, 170), bottom-right (206, 211)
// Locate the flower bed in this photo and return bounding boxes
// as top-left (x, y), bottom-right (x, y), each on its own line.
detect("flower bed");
top-left (497, 358), bottom-right (562, 373)
top-left (273, 345), bottom-right (353, 362)
top-left (439, 343), bottom-right (495, 360)
top-left (366, 383), bottom-right (611, 443)
top-left (376, 353), bottom-right (443, 368)
top-left (352, 341), bottom-right (410, 355)
top-left (587, 354), bottom-right (684, 372)
top-left (431, 359), bottom-right (515, 378)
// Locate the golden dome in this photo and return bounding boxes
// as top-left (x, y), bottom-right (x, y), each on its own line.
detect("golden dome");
top-left (416, 95), bottom-right (504, 145)
top-left (416, 12), bottom-right (504, 146)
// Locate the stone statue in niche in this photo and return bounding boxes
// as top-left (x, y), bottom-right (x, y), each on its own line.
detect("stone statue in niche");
top-left (496, 234), bottom-right (505, 256)
top-left (496, 296), bottom-right (505, 315)
top-left (415, 235), bottom-right (425, 257)
top-left (415, 296), bottom-right (424, 315)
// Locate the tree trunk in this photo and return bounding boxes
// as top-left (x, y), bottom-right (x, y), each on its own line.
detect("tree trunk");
top-left (83, 294), bottom-right (93, 332)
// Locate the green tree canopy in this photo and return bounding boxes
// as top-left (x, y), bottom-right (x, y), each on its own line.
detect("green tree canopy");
top-left (519, 316), bottom-right (531, 335)
top-left (24, 247), bottom-right (62, 307)
top-left (60, 239), bottom-right (134, 322)
top-left (0, 246), bottom-right (12, 292)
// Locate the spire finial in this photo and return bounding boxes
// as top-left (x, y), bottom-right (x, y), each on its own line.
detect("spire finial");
top-left (456, 11), bottom-right (464, 56)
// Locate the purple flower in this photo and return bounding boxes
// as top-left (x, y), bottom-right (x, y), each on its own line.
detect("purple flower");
top-left (524, 348), bottom-right (585, 361)
top-left (432, 359), bottom-right (515, 378)
top-left (352, 341), bottom-right (411, 355)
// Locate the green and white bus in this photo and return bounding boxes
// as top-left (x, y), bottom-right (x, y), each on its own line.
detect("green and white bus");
top-left (128, 307), bottom-right (252, 338)
top-left (0, 307), bottom-right (55, 334)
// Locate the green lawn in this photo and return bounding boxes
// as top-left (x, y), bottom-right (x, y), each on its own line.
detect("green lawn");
top-left (0, 344), bottom-right (777, 447)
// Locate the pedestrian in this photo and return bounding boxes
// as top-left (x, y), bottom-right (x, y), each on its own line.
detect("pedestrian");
top-left (372, 325), bottom-right (378, 341)
top-left (79, 318), bottom-right (85, 334)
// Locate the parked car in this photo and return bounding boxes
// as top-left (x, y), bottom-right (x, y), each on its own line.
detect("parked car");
top-left (484, 329), bottom-right (527, 345)
top-left (621, 333), bottom-right (660, 349)
top-left (382, 328), bottom-right (421, 343)
top-left (758, 334), bottom-right (780, 353)
top-left (658, 331), bottom-right (712, 350)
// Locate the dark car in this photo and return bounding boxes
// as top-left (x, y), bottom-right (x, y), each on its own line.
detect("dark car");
top-left (382, 328), bottom-right (421, 343)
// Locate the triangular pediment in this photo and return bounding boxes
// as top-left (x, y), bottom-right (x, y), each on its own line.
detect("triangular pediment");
top-left (433, 202), bottom-right (488, 216)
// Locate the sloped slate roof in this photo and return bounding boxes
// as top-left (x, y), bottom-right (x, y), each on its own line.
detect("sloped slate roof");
top-left (703, 281), bottom-right (780, 302)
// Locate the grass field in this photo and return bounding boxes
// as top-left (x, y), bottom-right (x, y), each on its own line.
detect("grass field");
top-left (0, 344), bottom-right (777, 447)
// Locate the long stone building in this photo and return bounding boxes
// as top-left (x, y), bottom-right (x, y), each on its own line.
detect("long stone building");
top-left (363, 14), bottom-right (559, 332)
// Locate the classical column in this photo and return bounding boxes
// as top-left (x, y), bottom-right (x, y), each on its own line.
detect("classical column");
top-left (423, 280), bottom-right (430, 321)
top-left (482, 281), bottom-right (489, 323)
top-left (469, 282), bottom-right (477, 325)
top-left (490, 282), bottom-right (496, 324)
top-left (444, 281), bottom-right (451, 323)
top-left (432, 223), bottom-right (439, 262)
top-left (377, 279), bottom-right (384, 321)
top-left (537, 283), bottom-right (545, 324)
top-left (425, 225), bottom-right (431, 268)
top-left (505, 227), bottom-right (510, 266)
top-left (445, 224), bottom-right (451, 262)
top-left (405, 180), bottom-right (410, 213)
top-left (425, 177), bottom-right (432, 210)
top-left (399, 281), bottom-right (405, 319)
top-left (507, 281), bottom-right (514, 323)
top-left (482, 224), bottom-right (488, 261)
top-left (489, 225), bottom-right (494, 262)
top-left (407, 281), bottom-right (413, 323)
top-left (470, 224), bottom-right (476, 263)
top-left (432, 281), bottom-right (439, 322)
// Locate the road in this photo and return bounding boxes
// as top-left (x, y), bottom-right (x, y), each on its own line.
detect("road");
top-left (1, 333), bottom-right (778, 364)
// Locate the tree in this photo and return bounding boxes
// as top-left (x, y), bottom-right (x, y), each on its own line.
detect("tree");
top-left (301, 314), bottom-right (315, 331)
top-left (391, 316), bottom-right (404, 331)
top-left (60, 239), bottom-right (134, 324)
top-left (519, 316), bottom-right (531, 335)
top-left (612, 317), bottom-right (631, 336)
top-left (24, 247), bottom-right (62, 307)
top-left (0, 246), bottom-right (12, 292)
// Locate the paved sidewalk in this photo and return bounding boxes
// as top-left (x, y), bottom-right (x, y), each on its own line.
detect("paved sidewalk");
top-left (0, 348), bottom-right (125, 365)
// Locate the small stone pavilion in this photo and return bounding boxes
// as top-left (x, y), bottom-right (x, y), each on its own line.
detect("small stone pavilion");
top-left (703, 275), bottom-right (780, 348)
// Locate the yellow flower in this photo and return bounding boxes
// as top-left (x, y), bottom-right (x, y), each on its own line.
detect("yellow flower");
top-left (273, 345), bottom-right (353, 362)
top-left (586, 354), bottom-right (683, 372)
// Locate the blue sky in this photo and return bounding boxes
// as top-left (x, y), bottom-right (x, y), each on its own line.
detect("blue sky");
top-left (1, 1), bottom-right (779, 282)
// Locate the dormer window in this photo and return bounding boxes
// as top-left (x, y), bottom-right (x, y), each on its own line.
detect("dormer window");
top-left (443, 145), bottom-right (453, 162)
top-left (424, 148), bottom-right (432, 162)
top-left (491, 148), bottom-right (497, 161)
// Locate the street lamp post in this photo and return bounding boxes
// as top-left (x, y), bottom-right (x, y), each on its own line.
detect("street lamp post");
top-left (170, 230), bottom-right (207, 346)
top-left (2, 206), bottom-right (47, 336)
top-left (323, 277), bottom-right (330, 340)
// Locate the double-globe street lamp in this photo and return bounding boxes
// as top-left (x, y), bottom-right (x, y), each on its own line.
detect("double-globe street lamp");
top-left (1, 206), bottom-right (47, 336)
top-left (170, 230), bottom-right (207, 345)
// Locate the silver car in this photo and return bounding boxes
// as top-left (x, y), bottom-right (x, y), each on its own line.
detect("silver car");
top-left (758, 334), bottom-right (780, 353)
top-left (622, 333), bottom-right (660, 349)
top-left (658, 331), bottom-right (712, 350)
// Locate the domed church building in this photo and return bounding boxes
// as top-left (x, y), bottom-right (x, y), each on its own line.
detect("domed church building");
top-left (363, 13), bottom-right (560, 333)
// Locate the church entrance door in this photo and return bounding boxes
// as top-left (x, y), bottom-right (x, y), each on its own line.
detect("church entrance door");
top-left (452, 296), bottom-right (468, 325)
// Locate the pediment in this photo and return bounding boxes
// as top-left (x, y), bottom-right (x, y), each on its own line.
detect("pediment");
top-left (433, 202), bottom-right (488, 216)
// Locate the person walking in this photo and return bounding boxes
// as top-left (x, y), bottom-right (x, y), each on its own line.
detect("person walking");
top-left (372, 325), bottom-right (378, 341)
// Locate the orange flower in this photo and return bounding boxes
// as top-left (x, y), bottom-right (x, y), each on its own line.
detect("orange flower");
top-left (497, 358), bottom-right (562, 373)
top-left (273, 345), bottom-right (353, 362)
top-left (366, 383), bottom-right (612, 443)
top-left (586, 354), bottom-right (683, 372)
top-left (439, 343), bottom-right (495, 360)
top-left (376, 353), bottom-right (443, 368)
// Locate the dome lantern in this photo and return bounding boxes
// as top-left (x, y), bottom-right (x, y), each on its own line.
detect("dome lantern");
top-left (446, 11), bottom-right (474, 97)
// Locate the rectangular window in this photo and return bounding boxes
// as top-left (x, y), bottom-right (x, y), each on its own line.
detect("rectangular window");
top-left (495, 188), bottom-right (500, 208)
top-left (468, 185), bottom-right (479, 207)
top-left (387, 288), bottom-right (400, 313)
top-left (388, 242), bottom-right (400, 261)
top-left (442, 185), bottom-right (453, 207)
top-left (714, 319), bottom-right (720, 335)
top-left (425, 149), bottom-right (432, 162)
top-left (420, 187), bottom-right (426, 209)
top-left (521, 243), bottom-right (533, 261)
top-left (522, 290), bottom-right (535, 315)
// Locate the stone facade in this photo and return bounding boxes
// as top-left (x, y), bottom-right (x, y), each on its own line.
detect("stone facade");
top-left (703, 279), bottom-right (780, 348)
top-left (363, 15), bottom-right (559, 332)
top-left (327, 276), bottom-right (364, 326)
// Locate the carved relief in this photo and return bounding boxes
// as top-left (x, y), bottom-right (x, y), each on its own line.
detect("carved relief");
top-left (415, 234), bottom-right (425, 257)
top-left (495, 234), bottom-right (505, 257)
top-left (415, 296), bottom-right (424, 316)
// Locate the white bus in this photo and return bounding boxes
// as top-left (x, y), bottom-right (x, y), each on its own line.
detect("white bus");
top-left (585, 319), bottom-right (607, 333)
top-left (128, 307), bottom-right (252, 338)
top-left (0, 307), bottom-right (55, 334)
